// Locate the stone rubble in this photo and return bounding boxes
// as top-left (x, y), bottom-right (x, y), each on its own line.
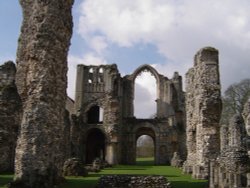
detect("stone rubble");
top-left (170, 152), bottom-right (183, 168)
top-left (96, 175), bottom-right (172, 188)
top-left (62, 158), bottom-right (88, 177)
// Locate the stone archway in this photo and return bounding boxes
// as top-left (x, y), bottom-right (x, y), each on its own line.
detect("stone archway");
top-left (135, 127), bottom-right (156, 164)
top-left (86, 128), bottom-right (106, 164)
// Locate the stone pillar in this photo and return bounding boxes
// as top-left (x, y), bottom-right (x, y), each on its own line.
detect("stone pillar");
top-left (106, 142), bottom-right (118, 164)
top-left (220, 124), bottom-right (228, 151)
top-left (74, 65), bottom-right (85, 115)
top-left (228, 114), bottom-right (245, 147)
top-left (247, 173), bottom-right (250, 187)
top-left (243, 99), bottom-right (250, 155)
top-left (243, 99), bottom-right (250, 136)
top-left (11, 1), bottom-right (73, 187)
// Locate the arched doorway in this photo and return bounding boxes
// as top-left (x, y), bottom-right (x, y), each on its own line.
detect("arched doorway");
top-left (86, 128), bottom-right (105, 164)
top-left (136, 127), bottom-right (155, 165)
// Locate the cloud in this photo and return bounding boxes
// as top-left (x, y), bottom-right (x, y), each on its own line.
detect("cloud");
top-left (89, 36), bottom-right (108, 54)
top-left (78, 0), bottom-right (250, 57)
top-left (73, 0), bottom-right (250, 109)
top-left (134, 71), bottom-right (157, 118)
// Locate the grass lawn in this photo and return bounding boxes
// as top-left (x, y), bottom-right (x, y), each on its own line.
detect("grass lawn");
top-left (0, 158), bottom-right (207, 188)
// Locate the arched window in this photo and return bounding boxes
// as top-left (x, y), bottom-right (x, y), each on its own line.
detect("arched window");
top-left (134, 70), bottom-right (157, 118)
top-left (87, 105), bottom-right (104, 124)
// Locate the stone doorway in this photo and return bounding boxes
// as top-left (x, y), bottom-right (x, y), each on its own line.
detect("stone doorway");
top-left (136, 127), bottom-right (156, 164)
top-left (86, 128), bottom-right (106, 164)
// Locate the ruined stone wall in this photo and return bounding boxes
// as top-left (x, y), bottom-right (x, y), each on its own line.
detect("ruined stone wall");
top-left (121, 119), bottom-right (181, 165)
top-left (11, 1), bottom-right (74, 187)
top-left (122, 64), bottom-right (185, 120)
top-left (73, 64), bottom-right (122, 165)
top-left (209, 114), bottom-right (250, 188)
top-left (73, 63), bottom-right (186, 166)
top-left (184, 47), bottom-right (222, 179)
top-left (120, 65), bottom-right (186, 165)
top-left (0, 61), bottom-right (21, 172)
top-left (243, 99), bottom-right (250, 154)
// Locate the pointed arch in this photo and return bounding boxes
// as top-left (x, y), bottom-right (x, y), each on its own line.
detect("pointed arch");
top-left (131, 64), bottom-right (161, 118)
top-left (131, 64), bottom-right (160, 85)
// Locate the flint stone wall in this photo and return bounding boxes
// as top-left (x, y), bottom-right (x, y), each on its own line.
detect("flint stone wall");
top-left (209, 114), bottom-right (250, 188)
top-left (96, 175), bottom-right (172, 188)
top-left (10, 1), bottom-right (74, 187)
top-left (243, 99), bottom-right (250, 155)
top-left (0, 61), bottom-right (21, 172)
top-left (183, 47), bottom-right (222, 179)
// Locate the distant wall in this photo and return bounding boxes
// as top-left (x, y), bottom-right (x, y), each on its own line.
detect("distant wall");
top-left (0, 61), bottom-right (21, 172)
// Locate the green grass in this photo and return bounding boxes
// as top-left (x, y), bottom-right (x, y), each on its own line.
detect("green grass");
top-left (0, 174), bottom-right (12, 188)
top-left (0, 158), bottom-right (208, 188)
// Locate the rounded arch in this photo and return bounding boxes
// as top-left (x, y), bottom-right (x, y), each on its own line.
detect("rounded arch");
top-left (85, 128), bottom-right (106, 164)
top-left (132, 121), bottom-right (160, 136)
top-left (136, 127), bottom-right (156, 141)
top-left (135, 126), bottom-right (156, 165)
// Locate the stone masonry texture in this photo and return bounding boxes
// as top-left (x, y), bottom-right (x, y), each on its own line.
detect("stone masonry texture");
top-left (0, 61), bottom-right (21, 172)
top-left (209, 114), bottom-right (250, 188)
top-left (10, 0), bottom-right (74, 187)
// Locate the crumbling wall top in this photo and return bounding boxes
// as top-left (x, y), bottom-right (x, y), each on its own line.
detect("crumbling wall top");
top-left (194, 46), bottom-right (218, 66)
top-left (0, 61), bottom-right (16, 88)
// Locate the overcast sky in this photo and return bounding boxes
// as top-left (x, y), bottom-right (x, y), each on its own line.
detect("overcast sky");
top-left (0, 1), bottom-right (250, 118)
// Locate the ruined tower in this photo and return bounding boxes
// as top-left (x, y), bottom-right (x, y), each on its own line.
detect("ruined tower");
top-left (183, 47), bottom-right (222, 179)
top-left (73, 64), bottom-right (122, 165)
top-left (11, 1), bottom-right (74, 187)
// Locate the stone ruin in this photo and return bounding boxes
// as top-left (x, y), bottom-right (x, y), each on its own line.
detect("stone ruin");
top-left (0, 1), bottom-right (249, 187)
top-left (208, 100), bottom-right (250, 188)
top-left (183, 47), bottom-right (222, 179)
top-left (72, 63), bottom-right (186, 165)
top-left (5, 0), bottom-right (74, 187)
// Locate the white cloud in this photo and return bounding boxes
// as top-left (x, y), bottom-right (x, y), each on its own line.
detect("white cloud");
top-left (134, 71), bottom-right (157, 118)
top-left (73, 0), bottom-right (250, 108)
top-left (89, 36), bottom-right (108, 54)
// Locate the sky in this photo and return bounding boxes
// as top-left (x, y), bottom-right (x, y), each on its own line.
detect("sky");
top-left (0, 0), bottom-right (250, 118)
